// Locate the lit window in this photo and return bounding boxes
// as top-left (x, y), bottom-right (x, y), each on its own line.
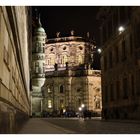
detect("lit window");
top-left (49, 55), bottom-right (55, 66)
top-left (61, 55), bottom-right (68, 64)
top-left (47, 86), bottom-right (51, 93)
top-left (60, 99), bottom-right (64, 108)
top-left (50, 57), bottom-right (55, 65)
top-left (48, 100), bottom-right (52, 108)
top-left (78, 55), bottom-right (83, 64)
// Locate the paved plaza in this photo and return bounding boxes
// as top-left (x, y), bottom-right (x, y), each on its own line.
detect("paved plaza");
top-left (18, 118), bottom-right (140, 134)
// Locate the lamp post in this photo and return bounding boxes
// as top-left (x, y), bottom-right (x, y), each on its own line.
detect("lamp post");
top-left (78, 104), bottom-right (85, 118)
top-left (81, 104), bottom-right (85, 108)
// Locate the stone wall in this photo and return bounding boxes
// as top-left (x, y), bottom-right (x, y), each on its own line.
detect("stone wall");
top-left (0, 6), bottom-right (31, 133)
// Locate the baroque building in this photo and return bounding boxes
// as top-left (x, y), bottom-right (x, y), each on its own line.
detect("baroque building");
top-left (0, 6), bottom-right (32, 133)
top-left (41, 32), bottom-right (102, 116)
top-left (97, 7), bottom-right (140, 120)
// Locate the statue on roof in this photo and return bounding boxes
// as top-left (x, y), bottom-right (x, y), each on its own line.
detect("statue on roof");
top-left (87, 32), bottom-right (90, 38)
top-left (56, 32), bottom-right (60, 38)
top-left (70, 30), bottom-right (75, 36)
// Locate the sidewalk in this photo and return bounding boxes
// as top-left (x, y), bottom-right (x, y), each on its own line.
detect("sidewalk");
top-left (18, 118), bottom-right (75, 134)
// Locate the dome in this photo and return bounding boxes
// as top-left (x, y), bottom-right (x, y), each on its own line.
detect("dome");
top-left (35, 27), bottom-right (45, 33)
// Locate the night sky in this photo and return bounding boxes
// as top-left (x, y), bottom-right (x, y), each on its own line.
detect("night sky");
top-left (32, 6), bottom-right (101, 69)
top-left (32, 6), bottom-right (101, 44)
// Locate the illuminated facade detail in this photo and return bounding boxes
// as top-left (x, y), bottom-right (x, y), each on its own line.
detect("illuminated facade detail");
top-left (48, 100), bottom-right (52, 108)
top-left (31, 15), bottom-right (46, 116)
top-left (61, 55), bottom-right (68, 65)
top-left (78, 55), bottom-right (83, 64)
top-left (42, 35), bottom-right (102, 116)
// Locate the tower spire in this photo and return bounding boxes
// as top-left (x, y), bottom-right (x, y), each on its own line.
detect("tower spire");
top-left (38, 14), bottom-right (42, 27)
top-left (35, 8), bottom-right (42, 27)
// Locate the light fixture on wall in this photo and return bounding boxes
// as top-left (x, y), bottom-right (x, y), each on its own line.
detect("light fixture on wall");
top-left (97, 48), bottom-right (102, 54)
top-left (118, 26), bottom-right (125, 34)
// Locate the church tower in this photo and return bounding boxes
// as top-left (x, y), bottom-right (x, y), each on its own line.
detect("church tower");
top-left (31, 15), bottom-right (46, 116)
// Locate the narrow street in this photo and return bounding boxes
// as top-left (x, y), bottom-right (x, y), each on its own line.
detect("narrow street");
top-left (18, 118), bottom-right (140, 134)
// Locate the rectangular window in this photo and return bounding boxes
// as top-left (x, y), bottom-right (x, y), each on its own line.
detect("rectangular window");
top-left (50, 57), bottom-right (55, 65)
top-left (47, 86), bottom-right (51, 93)
top-left (60, 99), bottom-right (64, 108)
top-left (113, 8), bottom-right (119, 33)
top-left (110, 84), bottom-right (114, 101)
top-left (130, 34), bottom-right (133, 55)
top-left (109, 51), bottom-right (113, 68)
top-left (102, 24), bottom-right (107, 44)
top-left (122, 40), bottom-right (126, 61)
top-left (135, 22), bottom-right (140, 48)
top-left (108, 18), bottom-right (113, 39)
top-left (115, 46), bottom-right (119, 63)
top-left (123, 78), bottom-right (128, 99)
top-left (119, 7), bottom-right (127, 24)
top-left (48, 100), bottom-right (52, 108)
top-left (104, 56), bottom-right (107, 71)
top-left (131, 75), bottom-right (135, 96)
top-left (78, 98), bottom-right (81, 107)
top-left (116, 81), bottom-right (120, 100)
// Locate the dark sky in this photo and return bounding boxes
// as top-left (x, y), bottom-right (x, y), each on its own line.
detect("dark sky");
top-left (32, 6), bottom-right (101, 69)
top-left (32, 6), bottom-right (100, 45)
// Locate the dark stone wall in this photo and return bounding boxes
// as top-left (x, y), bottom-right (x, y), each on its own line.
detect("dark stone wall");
top-left (102, 105), bottom-right (140, 120)
top-left (0, 110), bottom-right (29, 134)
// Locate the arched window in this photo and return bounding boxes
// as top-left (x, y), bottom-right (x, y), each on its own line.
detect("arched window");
top-left (61, 55), bottom-right (68, 64)
top-left (60, 85), bottom-right (64, 93)
top-left (48, 100), bottom-right (52, 108)
top-left (47, 86), bottom-right (51, 93)
top-left (78, 55), bottom-right (83, 64)
top-left (50, 55), bottom-right (55, 65)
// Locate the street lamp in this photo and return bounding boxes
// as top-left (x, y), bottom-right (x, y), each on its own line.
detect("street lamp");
top-left (81, 104), bottom-right (85, 108)
top-left (118, 26), bottom-right (125, 34)
top-left (79, 107), bottom-right (82, 111)
top-left (97, 48), bottom-right (102, 54)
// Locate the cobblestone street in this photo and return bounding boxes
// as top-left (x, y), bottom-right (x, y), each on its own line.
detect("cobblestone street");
top-left (18, 118), bottom-right (140, 134)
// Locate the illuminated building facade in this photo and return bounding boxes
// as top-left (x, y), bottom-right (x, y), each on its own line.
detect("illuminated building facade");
top-left (42, 33), bottom-right (102, 116)
top-left (97, 7), bottom-right (140, 119)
